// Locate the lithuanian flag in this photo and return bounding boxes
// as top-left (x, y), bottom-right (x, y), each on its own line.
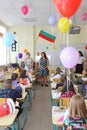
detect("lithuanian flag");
top-left (39, 30), bottom-right (56, 43)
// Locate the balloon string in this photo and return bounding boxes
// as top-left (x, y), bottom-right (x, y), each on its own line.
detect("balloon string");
top-left (66, 68), bottom-right (70, 106)
top-left (66, 32), bottom-right (69, 47)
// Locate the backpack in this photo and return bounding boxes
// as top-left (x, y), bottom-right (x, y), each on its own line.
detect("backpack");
top-left (0, 88), bottom-right (11, 98)
top-left (9, 86), bottom-right (22, 100)
top-left (63, 117), bottom-right (87, 130)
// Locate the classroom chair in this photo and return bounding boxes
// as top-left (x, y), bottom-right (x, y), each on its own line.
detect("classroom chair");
top-left (59, 97), bottom-right (70, 107)
top-left (0, 98), bottom-right (6, 105)
top-left (55, 98), bottom-right (70, 108)
top-left (53, 78), bottom-right (61, 83)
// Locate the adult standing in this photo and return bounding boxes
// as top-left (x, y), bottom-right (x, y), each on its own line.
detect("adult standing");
top-left (75, 51), bottom-right (86, 74)
top-left (38, 52), bottom-right (49, 87)
top-left (24, 52), bottom-right (34, 72)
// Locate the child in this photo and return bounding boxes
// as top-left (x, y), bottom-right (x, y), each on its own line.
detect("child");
top-left (63, 94), bottom-right (87, 129)
top-left (54, 80), bottom-right (76, 98)
top-left (61, 80), bottom-right (76, 98)
top-left (0, 79), bottom-right (22, 100)
top-left (19, 69), bottom-right (31, 85)
top-left (52, 67), bottom-right (61, 80)
top-left (11, 73), bottom-right (19, 88)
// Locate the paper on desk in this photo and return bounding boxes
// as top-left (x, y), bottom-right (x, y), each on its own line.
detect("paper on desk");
top-left (81, 77), bottom-right (87, 81)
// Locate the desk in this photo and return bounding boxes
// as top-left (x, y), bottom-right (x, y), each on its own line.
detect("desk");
top-left (81, 77), bottom-right (87, 98)
top-left (17, 92), bottom-right (28, 130)
top-left (51, 90), bottom-right (60, 106)
top-left (52, 106), bottom-right (66, 130)
top-left (0, 78), bottom-right (4, 89)
top-left (31, 77), bottom-right (36, 99)
top-left (75, 73), bottom-right (83, 79)
top-left (0, 109), bottom-right (19, 130)
top-left (25, 84), bottom-right (32, 110)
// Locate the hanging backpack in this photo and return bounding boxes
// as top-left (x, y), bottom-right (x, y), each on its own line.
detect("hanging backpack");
top-left (63, 117), bottom-right (87, 130)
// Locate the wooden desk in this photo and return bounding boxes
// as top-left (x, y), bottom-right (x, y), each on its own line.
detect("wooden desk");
top-left (0, 78), bottom-right (4, 89)
top-left (81, 77), bottom-right (87, 84)
top-left (75, 73), bottom-right (83, 79)
top-left (52, 106), bottom-right (66, 130)
top-left (0, 109), bottom-right (19, 130)
top-left (17, 92), bottom-right (28, 130)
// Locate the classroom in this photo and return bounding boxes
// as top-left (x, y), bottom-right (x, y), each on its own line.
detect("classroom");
top-left (0, 0), bottom-right (87, 130)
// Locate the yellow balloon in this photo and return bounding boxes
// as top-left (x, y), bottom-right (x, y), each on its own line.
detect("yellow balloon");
top-left (58, 17), bottom-right (70, 33)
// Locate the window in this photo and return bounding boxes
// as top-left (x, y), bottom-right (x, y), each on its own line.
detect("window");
top-left (0, 25), bottom-right (6, 65)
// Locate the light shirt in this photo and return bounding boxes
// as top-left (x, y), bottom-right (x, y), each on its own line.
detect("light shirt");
top-left (77, 56), bottom-right (85, 64)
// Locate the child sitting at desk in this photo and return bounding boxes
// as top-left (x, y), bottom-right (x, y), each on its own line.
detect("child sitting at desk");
top-left (11, 73), bottom-right (19, 88)
top-left (0, 79), bottom-right (22, 100)
top-left (51, 67), bottom-right (62, 80)
top-left (55, 80), bottom-right (76, 98)
top-left (19, 69), bottom-right (31, 91)
top-left (63, 94), bottom-right (87, 130)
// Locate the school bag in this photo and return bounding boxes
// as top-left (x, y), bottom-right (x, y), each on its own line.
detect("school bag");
top-left (9, 86), bottom-right (22, 100)
top-left (0, 88), bottom-right (11, 98)
top-left (63, 117), bottom-right (87, 130)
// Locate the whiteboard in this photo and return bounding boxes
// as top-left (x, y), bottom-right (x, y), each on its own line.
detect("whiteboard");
top-left (35, 43), bottom-right (87, 66)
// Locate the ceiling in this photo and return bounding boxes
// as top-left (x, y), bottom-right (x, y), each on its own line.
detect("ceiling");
top-left (0, 0), bottom-right (87, 27)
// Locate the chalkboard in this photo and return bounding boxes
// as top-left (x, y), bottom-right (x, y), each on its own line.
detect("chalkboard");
top-left (35, 43), bottom-right (87, 66)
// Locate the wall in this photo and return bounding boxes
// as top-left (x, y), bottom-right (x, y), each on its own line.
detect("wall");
top-left (8, 24), bottom-right (87, 67)
top-left (8, 26), bottom-right (34, 64)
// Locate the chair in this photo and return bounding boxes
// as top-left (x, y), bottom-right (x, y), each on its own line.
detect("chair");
top-left (0, 98), bottom-right (6, 105)
top-left (59, 97), bottom-right (70, 107)
top-left (53, 78), bottom-right (61, 83)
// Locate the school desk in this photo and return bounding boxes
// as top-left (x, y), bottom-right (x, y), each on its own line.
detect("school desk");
top-left (31, 77), bottom-right (36, 99)
top-left (75, 73), bottom-right (83, 79)
top-left (16, 92), bottom-right (28, 130)
top-left (0, 109), bottom-right (19, 130)
top-left (25, 83), bottom-right (33, 110)
top-left (81, 77), bottom-right (87, 98)
top-left (51, 90), bottom-right (60, 106)
top-left (0, 78), bottom-right (4, 89)
top-left (52, 106), bottom-right (66, 130)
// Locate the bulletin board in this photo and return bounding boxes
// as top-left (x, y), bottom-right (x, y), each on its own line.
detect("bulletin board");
top-left (35, 43), bottom-right (87, 66)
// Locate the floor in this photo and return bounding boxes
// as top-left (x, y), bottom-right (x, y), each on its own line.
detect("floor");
top-left (24, 83), bottom-right (53, 130)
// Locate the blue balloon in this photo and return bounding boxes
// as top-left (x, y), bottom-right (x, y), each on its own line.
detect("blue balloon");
top-left (48, 15), bottom-right (57, 26)
top-left (2, 32), bottom-right (14, 47)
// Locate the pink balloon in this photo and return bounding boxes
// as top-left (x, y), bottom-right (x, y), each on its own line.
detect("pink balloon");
top-left (60, 47), bottom-right (79, 68)
top-left (81, 13), bottom-right (87, 21)
top-left (21, 5), bottom-right (28, 15)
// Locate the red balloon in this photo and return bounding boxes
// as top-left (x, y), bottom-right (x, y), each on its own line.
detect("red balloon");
top-left (53, 0), bottom-right (82, 17)
top-left (21, 5), bottom-right (28, 15)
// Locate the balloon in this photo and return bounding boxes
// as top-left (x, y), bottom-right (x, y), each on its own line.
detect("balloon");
top-left (60, 46), bottom-right (79, 68)
top-left (18, 53), bottom-right (23, 59)
top-left (21, 5), bottom-right (28, 15)
top-left (48, 15), bottom-right (57, 26)
top-left (2, 32), bottom-right (14, 47)
top-left (0, 32), bottom-right (3, 38)
top-left (53, 0), bottom-right (82, 17)
top-left (23, 48), bottom-right (28, 53)
top-left (81, 13), bottom-right (87, 21)
top-left (58, 17), bottom-right (70, 33)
